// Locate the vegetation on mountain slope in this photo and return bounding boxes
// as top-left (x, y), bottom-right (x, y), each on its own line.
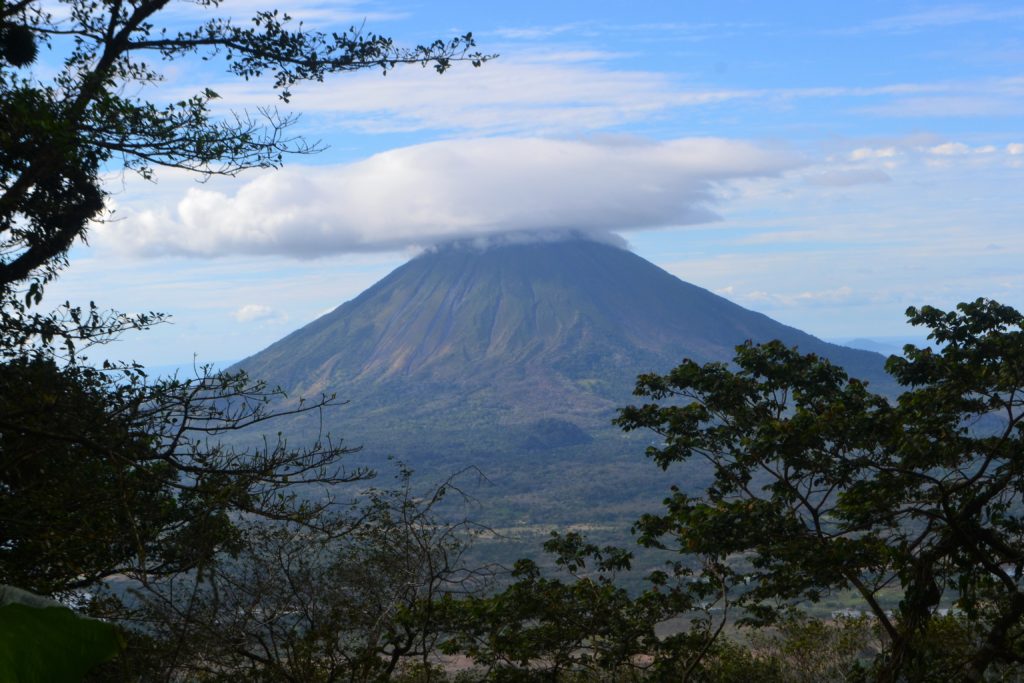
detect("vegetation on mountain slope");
top-left (437, 298), bottom-right (1024, 682)
top-left (231, 238), bottom-right (896, 534)
top-left (84, 298), bottom-right (1024, 682)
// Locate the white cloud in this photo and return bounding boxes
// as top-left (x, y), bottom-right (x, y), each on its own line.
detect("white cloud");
top-left (742, 286), bottom-right (854, 307)
top-left (830, 138), bottom-right (1023, 171)
top-left (849, 146), bottom-right (899, 161)
top-left (860, 6), bottom-right (1024, 33)
top-left (858, 94), bottom-right (1024, 118)
top-left (491, 23), bottom-right (584, 40)
top-left (190, 53), bottom-right (1009, 138)
top-left (203, 59), bottom-right (754, 136)
top-left (95, 137), bottom-right (798, 258)
top-left (929, 142), bottom-right (970, 156)
top-left (232, 304), bottom-right (285, 323)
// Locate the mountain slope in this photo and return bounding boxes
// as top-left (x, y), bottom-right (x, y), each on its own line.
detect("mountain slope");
top-left (232, 236), bottom-right (891, 530)
top-left (238, 237), bottom-right (889, 431)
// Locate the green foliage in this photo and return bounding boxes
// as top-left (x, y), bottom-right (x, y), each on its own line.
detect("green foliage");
top-left (0, 0), bottom-right (489, 600)
top-left (871, 612), bottom-right (1024, 682)
top-left (0, 586), bottom-right (124, 682)
top-left (440, 531), bottom-right (735, 681)
top-left (0, 358), bottom-right (175, 594)
top-left (0, 3), bottom-right (497, 680)
top-left (515, 418), bottom-right (594, 451)
top-left (0, 353), bottom-right (369, 595)
top-left (615, 298), bottom-right (1024, 679)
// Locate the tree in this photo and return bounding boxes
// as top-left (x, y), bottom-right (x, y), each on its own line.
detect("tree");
top-left (0, 0), bottom-right (488, 295)
top-left (0, 355), bottom-right (372, 596)
top-left (94, 470), bottom-right (492, 682)
top-left (614, 298), bottom-right (1024, 681)
top-left (440, 531), bottom-right (742, 681)
top-left (0, 0), bottom-right (489, 595)
top-left (0, 4), bottom-right (493, 678)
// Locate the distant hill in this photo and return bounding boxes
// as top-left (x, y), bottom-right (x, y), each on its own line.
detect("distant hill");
top-left (840, 338), bottom-right (902, 355)
top-left (232, 235), bottom-right (892, 532)
top-left (832, 336), bottom-right (939, 357)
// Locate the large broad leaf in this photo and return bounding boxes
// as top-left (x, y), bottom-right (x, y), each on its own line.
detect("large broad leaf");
top-left (0, 586), bottom-right (124, 682)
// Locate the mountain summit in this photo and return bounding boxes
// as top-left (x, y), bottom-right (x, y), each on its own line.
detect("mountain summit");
top-left (234, 235), bottom-right (888, 523)
top-left (238, 234), bottom-right (886, 431)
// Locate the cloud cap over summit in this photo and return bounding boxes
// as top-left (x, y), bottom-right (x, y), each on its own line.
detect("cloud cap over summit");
top-left (96, 137), bottom-right (798, 258)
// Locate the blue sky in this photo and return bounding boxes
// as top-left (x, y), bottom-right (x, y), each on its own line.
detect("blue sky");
top-left (46, 1), bottom-right (1024, 367)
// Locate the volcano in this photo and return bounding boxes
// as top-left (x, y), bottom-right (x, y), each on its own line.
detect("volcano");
top-left (234, 235), bottom-right (889, 526)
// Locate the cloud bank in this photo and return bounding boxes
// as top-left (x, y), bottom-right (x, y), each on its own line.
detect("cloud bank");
top-left (96, 137), bottom-right (798, 258)
top-left (232, 304), bottom-right (286, 323)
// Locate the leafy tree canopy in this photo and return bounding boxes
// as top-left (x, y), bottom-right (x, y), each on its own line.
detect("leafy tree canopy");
top-left (0, 0), bottom-right (489, 598)
top-left (0, 2), bottom-right (495, 678)
top-left (614, 298), bottom-right (1024, 681)
top-left (0, 354), bottom-right (373, 595)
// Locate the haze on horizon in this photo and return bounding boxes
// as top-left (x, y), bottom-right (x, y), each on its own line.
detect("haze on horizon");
top-left (45, 0), bottom-right (1023, 367)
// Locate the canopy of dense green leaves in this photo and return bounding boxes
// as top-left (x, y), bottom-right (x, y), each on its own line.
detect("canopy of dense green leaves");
top-left (0, 0), bottom-right (488, 597)
top-left (614, 298), bottom-right (1024, 680)
top-left (421, 300), bottom-right (1024, 681)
